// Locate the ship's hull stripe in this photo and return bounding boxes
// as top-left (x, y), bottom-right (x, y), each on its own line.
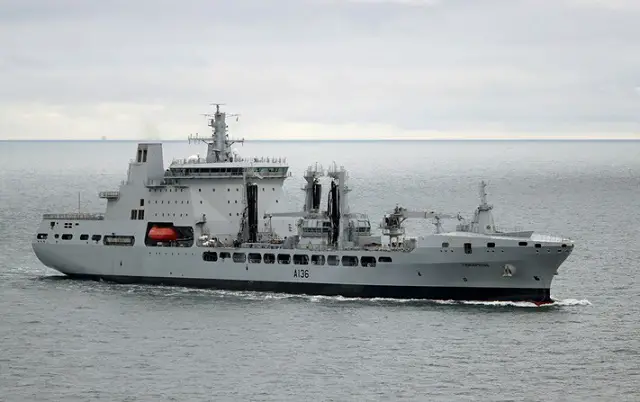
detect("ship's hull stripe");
top-left (65, 274), bottom-right (552, 303)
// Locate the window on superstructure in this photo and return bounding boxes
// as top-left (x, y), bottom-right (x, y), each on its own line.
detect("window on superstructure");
top-left (311, 255), bottom-right (325, 265)
top-left (130, 210), bottom-right (138, 220)
top-left (341, 256), bottom-right (358, 266)
top-left (203, 252), bottom-right (218, 262)
top-left (80, 234), bottom-right (89, 240)
top-left (139, 199), bottom-right (144, 207)
top-left (91, 235), bottom-right (102, 242)
top-left (36, 233), bottom-right (48, 240)
top-left (264, 254), bottom-right (275, 264)
top-left (487, 242), bottom-right (495, 248)
top-left (327, 255), bottom-right (339, 266)
top-left (378, 256), bottom-right (392, 263)
top-left (104, 235), bottom-right (135, 246)
top-left (293, 254), bottom-right (309, 265)
top-left (220, 252), bottom-right (231, 260)
top-left (142, 149), bottom-right (147, 162)
top-left (138, 210), bottom-right (145, 220)
top-left (233, 253), bottom-right (246, 263)
top-left (361, 256), bottom-right (376, 267)
top-left (464, 243), bottom-right (472, 254)
top-left (61, 234), bottom-right (73, 240)
top-left (248, 253), bottom-right (261, 263)
top-left (518, 242), bottom-right (528, 246)
top-left (277, 254), bottom-right (291, 264)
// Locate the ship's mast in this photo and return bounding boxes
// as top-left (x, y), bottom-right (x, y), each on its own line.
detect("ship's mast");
top-left (188, 103), bottom-right (244, 163)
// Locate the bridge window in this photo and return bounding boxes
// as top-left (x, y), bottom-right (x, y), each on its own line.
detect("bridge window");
top-left (264, 253), bottom-right (275, 264)
top-left (248, 253), bottom-right (261, 263)
top-left (277, 254), bottom-right (291, 264)
top-left (203, 252), bottom-right (217, 262)
top-left (293, 254), bottom-right (309, 265)
top-left (232, 253), bottom-right (246, 263)
top-left (464, 243), bottom-right (472, 254)
top-left (361, 256), bottom-right (376, 267)
top-left (378, 256), bottom-right (393, 263)
top-left (342, 256), bottom-right (358, 266)
top-left (311, 255), bottom-right (325, 265)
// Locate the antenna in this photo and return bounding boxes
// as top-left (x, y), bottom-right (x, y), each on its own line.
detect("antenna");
top-left (185, 103), bottom-right (245, 162)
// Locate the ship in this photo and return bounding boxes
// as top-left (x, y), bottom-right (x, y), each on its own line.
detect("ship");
top-left (32, 104), bottom-right (574, 304)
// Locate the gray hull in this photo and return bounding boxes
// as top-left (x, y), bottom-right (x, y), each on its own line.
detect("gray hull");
top-left (32, 241), bottom-right (570, 303)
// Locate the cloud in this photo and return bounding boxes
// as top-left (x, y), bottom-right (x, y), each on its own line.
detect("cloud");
top-left (0, 0), bottom-right (639, 139)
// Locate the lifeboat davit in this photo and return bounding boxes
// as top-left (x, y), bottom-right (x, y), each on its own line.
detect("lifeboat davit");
top-left (148, 226), bottom-right (178, 241)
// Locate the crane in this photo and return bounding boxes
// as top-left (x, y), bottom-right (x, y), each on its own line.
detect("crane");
top-left (380, 206), bottom-right (466, 245)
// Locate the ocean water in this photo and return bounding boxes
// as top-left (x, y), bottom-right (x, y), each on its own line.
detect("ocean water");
top-left (0, 140), bottom-right (638, 401)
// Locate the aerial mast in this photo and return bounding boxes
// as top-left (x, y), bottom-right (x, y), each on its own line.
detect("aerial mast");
top-left (188, 103), bottom-right (244, 163)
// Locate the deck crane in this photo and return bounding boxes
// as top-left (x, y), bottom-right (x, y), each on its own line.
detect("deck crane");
top-left (380, 206), bottom-right (465, 247)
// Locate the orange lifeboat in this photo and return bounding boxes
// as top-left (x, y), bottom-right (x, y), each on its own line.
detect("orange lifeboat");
top-left (148, 226), bottom-right (178, 241)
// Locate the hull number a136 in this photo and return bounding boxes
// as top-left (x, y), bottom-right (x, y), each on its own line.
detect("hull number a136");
top-left (293, 269), bottom-right (309, 279)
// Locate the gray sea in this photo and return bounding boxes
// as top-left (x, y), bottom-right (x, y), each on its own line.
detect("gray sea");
top-left (0, 140), bottom-right (638, 401)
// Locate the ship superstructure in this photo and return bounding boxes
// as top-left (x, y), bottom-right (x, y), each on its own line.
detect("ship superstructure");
top-left (32, 105), bottom-right (575, 304)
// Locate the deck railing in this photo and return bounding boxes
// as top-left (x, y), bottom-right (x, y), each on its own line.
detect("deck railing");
top-left (98, 191), bottom-right (120, 199)
top-left (170, 156), bottom-right (288, 166)
top-left (42, 213), bottom-right (105, 220)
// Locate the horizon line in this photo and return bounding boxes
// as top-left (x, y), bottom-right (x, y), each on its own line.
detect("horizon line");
top-left (2, 138), bottom-right (640, 142)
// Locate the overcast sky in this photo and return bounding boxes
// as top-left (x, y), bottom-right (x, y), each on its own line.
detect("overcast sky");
top-left (1, 0), bottom-right (639, 140)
